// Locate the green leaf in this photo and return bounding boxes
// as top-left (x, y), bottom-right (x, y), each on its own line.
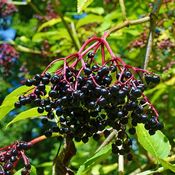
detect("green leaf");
top-left (76, 144), bottom-right (111, 175)
top-left (77, 0), bottom-right (93, 13)
top-left (37, 17), bottom-right (72, 32)
top-left (6, 107), bottom-right (47, 127)
top-left (14, 165), bottom-right (37, 175)
top-left (101, 163), bottom-right (118, 174)
top-left (0, 86), bottom-right (33, 121)
top-left (85, 7), bottom-right (104, 15)
top-left (37, 162), bottom-right (52, 167)
top-left (76, 14), bottom-right (103, 28)
top-left (32, 28), bottom-right (70, 43)
top-left (159, 158), bottom-right (175, 173)
top-left (136, 124), bottom-right (171, 159)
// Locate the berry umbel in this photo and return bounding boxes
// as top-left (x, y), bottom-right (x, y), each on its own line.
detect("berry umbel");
top-left (14, 35), bottom-right (163, 161)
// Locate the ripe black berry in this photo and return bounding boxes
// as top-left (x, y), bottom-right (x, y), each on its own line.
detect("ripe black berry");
top-left (88, 52), bottom-right (95, 58)
top-left (14, 101), bottom-right (21, 108)
top-left (84, 67), bottom-right (92, 75)
top-left (128, 128), bottom-right (136, 135)
top-left (25, 79), bottom-right (33, 86)
top-left (37, 107), bottom-right (44, 113)
top-left (44, 129), bottom-right (52, 137)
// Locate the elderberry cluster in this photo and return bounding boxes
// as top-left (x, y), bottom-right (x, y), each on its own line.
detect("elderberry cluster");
top-left (14, 51), bottom-right (163, 160)
top-left (0, 0), bottom-right (17, 17)
top-left (0, 141), bottom-right (31, 175)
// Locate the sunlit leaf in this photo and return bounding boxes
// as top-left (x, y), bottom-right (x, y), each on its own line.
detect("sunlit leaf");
top-left (76, 14), bottom-right (103, 28)
top-left (0, 86), bottom-right (33, 121)
top-left (14, 165), bottom-right (37, 175)
top-left (85, 7), bottom-right (104, 15)
top-left (136, 124), bottom-right (171, 159)
top-left (32, 29), bottom-right (70, 43)
top-left (6, 107), bottom-right (47, 127)
top-left (77, 0), bottom-right (94, 13)
top-left (76, 144), bottom-right (111, 175)
top-left (37, 17), bottom-right (72, 32)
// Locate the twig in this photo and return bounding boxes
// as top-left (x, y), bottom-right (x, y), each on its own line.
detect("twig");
top-left (144, 31), bottom-right (153, 69)
top-left (9, 40), bottom-right (50, 55)
top-left (53, 0), bottom-right (80, 51)
top-left (129, 164), bottom-right (147, 175)
top-left (143, 0), bottom-right (163, 69)
top-left (119, 0), bottom-right (127, 21)
top-left (95, 130), bottom-right (118, 153)
top-left (70, 22), bottom-right (81, 49)
top-left (106, 16), bottom-right (150, 37)
top-left (28, 1), bottom-right (44, 16)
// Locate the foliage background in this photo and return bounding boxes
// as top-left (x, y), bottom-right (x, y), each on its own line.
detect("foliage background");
top-left (0, 0), bottom-right (175, 174)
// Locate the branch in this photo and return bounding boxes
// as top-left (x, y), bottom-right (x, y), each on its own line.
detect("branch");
top-left (144, 32), bottom-right (153, 69)
top-left (53, 0), bottom-right (80, 51)
top-left (54, 137), bottom-right (76, 175)
top-left (143, 0), bottom-right (163, 69)
top-left (95, 130), bottom-right (117, 153)
top-left (106, 16), bottom-right (150, 37)
top-left (70, 22), bottom-right (81, 49)
top-left (29, 133), bottom-right (60, 145)
top-left (9, 40), bottom-right (50, 55)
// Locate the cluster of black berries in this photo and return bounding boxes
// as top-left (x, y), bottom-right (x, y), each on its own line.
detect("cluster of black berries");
top-left (14, 50), bottom-right (163, 161)
top-left (0, 44), bottom-right (19, 75)
top-left (0, 141), bottom-right (32, 175)
top-left (0, 0), bottom-right (17, 17)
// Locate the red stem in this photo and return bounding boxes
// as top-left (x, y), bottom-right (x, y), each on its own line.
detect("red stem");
top-left (101, 43), bottom-right (105, 66)
top-left (29, 135), bottom-right (47, 146)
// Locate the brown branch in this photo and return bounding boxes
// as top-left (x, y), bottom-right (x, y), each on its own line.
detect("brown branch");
top-left (53, 0), bottom-right (80, 51)
top-left (106, 16), bottom-right (150, 37)
top-left (143, 0), bottom-right (163, 69)
top-left (54, 137), bottom-right (76, 175)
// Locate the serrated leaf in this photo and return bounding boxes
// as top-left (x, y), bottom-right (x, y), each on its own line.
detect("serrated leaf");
top-left (0, 86), bottom-right (34, 121)
top-left (76, 14), bottom-right (103, 28)
top-left (6, 107), bottom-right (47, 127)
top-left (76, 144), bottom-right (111, 175)
top-left (14, 165), bottom-right (37, 175)
top-left (159, 158), bottom-right (175, 173)
top-left (136, 124), bottom-right (171, 159)
top-left (77, 0), bottom-right (93, 13)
